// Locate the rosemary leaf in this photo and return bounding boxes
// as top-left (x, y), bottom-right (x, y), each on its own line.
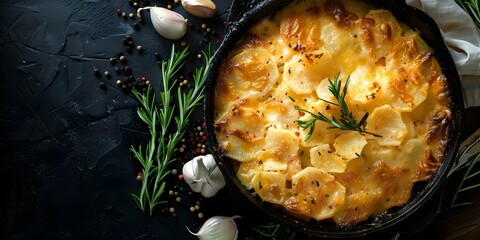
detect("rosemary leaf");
top-left (456, 0), bottom-right (480, 32)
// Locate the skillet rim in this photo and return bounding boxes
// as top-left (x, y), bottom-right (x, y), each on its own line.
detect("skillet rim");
top-left (204, 0), bottom-right (464, 237)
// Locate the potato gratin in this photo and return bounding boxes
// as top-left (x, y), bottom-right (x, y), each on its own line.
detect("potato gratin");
top-left (213, 0), bottom-right (451, 225)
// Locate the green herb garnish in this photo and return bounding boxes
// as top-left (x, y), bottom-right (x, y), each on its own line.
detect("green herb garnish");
top-left (294, 73), bottom-right (381, 141)
top-left (451, 152), bottom-right (480, 208)
top-left (456, 0), bottom-right (480, 32)
top-left (251, 223), bottom-right (296, 240)
top-left (130, 45), bottom-right (213, 215)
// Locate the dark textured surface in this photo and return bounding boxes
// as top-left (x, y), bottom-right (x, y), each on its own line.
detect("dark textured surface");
top-left (0, 1), bottom-right (233, 239)
top-left (0, 0), bottom-right (479, 240)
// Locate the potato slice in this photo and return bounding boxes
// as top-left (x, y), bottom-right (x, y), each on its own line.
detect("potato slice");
top-left (265, 127), bottom-right (300, 160)
top-left (252, 171), bottom-right (288, 204)
top-left (223, 48), bottom-right (280, 99)
top-left (310, 144), bottom-right (347, 173)
top-left (217, 106), bottom-right (267, 162)
top-left (284, 167), bottom-right (346, 220)
top-left (283, 51), bottom-right (337, 95)
top-left (333, 132), bottom-right (368, 160)
top-left (366, 105), bottom-right (407, 146)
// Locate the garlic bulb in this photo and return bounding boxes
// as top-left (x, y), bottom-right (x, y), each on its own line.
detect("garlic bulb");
top-left (181, 0), bottom-right (217, 18)
top-left (137, 7), bottom-right (187, 40)
top-left (187, 215), bottom-right (241, 240)
top-left (182, 154), bottom-right (226, 197)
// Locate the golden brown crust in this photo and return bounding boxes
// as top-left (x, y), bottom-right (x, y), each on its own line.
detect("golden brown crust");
top-left (214, 0), bottom-right (451, 226)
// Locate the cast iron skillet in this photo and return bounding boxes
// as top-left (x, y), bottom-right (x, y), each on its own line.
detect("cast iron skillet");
top-left (204, 0), bottom-right (464, 237)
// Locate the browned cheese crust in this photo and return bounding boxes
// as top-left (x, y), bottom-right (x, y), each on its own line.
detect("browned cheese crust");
top-left (213, 0), bottom-right (451, 225)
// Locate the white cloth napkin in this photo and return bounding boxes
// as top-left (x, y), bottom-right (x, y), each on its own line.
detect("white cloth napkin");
top-left (407, 0), bottom-right (480, 107)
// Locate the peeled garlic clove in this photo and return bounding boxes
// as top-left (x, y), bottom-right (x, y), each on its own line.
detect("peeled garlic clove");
top-left (187, 215), bottom-right (241, 240)
top-left (137, 7), bottom-right (187, 40)
top-left (182, 154), bottom-right (226, 197)
top-left (181, 0), bottom-right (217, 18)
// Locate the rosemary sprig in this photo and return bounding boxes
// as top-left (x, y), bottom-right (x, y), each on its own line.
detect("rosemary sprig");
top-left (251, 223), bottom-right (296, 240)
top-left (456, 0), bottom-right (480, 32)
top-left (450, 152), bottom-right (480, 208)
top-left (294, 74), bottom-right (381, 141)
top-left (130, 44), bottom-right (213, 215)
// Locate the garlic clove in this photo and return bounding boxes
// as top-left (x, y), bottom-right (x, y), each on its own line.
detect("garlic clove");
top-left (137, 7), bottom-right (188, 40)
top-left (187, 215), bottom-right (241, 240)
top-left (202, 154), bottom-right (218, 172)
top-left (181, 0), bottom-right (217, 18)
top-left (182, 154), bottom-right (226, 197)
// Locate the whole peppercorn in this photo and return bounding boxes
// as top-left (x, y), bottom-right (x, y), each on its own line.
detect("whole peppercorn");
top-left (134, 22), bottom-right (140, 30)
top-left (121, 12), bottom-right (127, 18)
top-left (99, 81), bottom-right (106, 89)
top-left (136, 45), bottom-right (143, 53)
top-left (126, 45), bottom-right (133, 53)
top-left (123, 66), bottom-right (131, 75)
top-left (128, 13), bottom-right (135, 19)
top-left (93, 68), bottom-right (101, 77)
top-left (155, 52), bottom-right (161, 60)
top-left (119, 55), bottom-right (126, 62)
top-left (104, 71), bottom-right (111, 78)
top-left (109, 57), bottom-right (116, 65)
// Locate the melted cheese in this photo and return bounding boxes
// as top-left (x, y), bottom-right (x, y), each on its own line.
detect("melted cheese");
top-left (214, 0), bottom-right (451, 226)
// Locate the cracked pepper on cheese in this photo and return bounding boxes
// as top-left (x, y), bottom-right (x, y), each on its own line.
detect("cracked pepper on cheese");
top-left (213, 0), bottom-right (451, 225)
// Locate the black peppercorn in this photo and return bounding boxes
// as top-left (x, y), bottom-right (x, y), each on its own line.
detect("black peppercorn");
top-left (136, 45), bottom-right (143, 53)
top-left (93, 68), bottom-right (101, 77)
top-left (109, 57), bottom-right (116, 65)
top-left (126, 45), bottom-right (133, 54)
top-left (114, 66), bottom-right (120, 73)
top-left (123, 66), bottom-right (131, 75)
top-left (104, 71), bottom-right (111, 78)
top-left (119, 55), bottom-right (126, 62)
top-left (155, 52), bottom-right (161, 60)
top-left (99, 81), bottom-right (106, 89)
top-left (134, 22), bottom-right (140, 30)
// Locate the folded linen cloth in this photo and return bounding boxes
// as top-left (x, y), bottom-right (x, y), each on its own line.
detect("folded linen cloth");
top-left (407, 0), bottom-right (480, 107)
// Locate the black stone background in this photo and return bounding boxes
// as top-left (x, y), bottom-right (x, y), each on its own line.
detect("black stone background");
top-left (0, 0), bottom-right (479, 240)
